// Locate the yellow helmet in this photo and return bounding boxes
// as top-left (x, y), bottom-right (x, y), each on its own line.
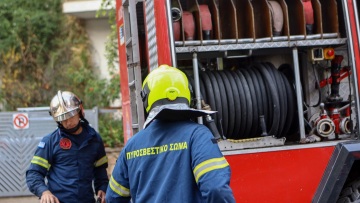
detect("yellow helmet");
top-left (141, 64), bottom-right (191, 113)
top-left (141, 65), bottom-right (214, 128)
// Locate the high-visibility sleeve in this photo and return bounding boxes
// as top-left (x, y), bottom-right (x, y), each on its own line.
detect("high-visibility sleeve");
top-left (190, 126), bottom-right (235, 203)
top-left (94, 142), bottom-right (110, 193)
top-left (193, 157), bottom-right (229, 182)
top-left (26, 136), bottom-right (53, 197)
top-left (105, 149), bottom-right (131, 203)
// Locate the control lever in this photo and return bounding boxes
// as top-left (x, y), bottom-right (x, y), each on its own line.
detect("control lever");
top-left (259, 115), bottom-right (268, 136)
top-left (205, 115), bottom-right (222, 141)
top-left (201, 100), bottom-right (223, 140)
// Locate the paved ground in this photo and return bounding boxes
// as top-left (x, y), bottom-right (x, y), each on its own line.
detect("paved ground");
top-left (0, 196), bottom-right (39, 203)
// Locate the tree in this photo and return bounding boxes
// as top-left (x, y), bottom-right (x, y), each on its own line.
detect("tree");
top-left (0, 0), bottom-right (119, 110)
top-left (0, 0), bottom-right (123, 147)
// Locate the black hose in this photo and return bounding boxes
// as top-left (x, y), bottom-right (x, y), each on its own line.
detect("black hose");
top-left (240, 68), bottom-right (260, 137)
top-left (206, 71), bottom-right (224, 135)
top-left (252, 67), bottom-right (270, 132)
top-left (213, 71), bottom-right (229, 136)
top-left (262, 63), bottom-right (282, 136)
top-left (235, 70), bottom-right (253, 138)
top-left (201, 71), bottom-right (219, 129)
top-left (278, 64), bottom-right (299, 136)
top-left (255, 64), bottom-right (274, 131)
top-left (191, 62), bottom-right (298, 140)
top-left (247, 67), bottom-right (265, 135)
top-left (265, 62), bottom-right (287, 136)
top-left (255, 63), bottom-right (281, 136)
top-left (231, 70), bottom-right (248, 139)
top-left (224, 70), bottom-right (242, 139)
top-left (279, 72), bottom-right (295, 136)
top-left (219, 71), bottom-right (237, 139)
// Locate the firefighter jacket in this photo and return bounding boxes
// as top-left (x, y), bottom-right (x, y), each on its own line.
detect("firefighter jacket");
top-left (106, 119), bottom-right (235, 203)
top-left (26, 122), bottom-right (109, 203)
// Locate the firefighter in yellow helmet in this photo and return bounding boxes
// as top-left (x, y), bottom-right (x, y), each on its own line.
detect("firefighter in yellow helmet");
top-left (26, 90), bottom-right (109, 203)
top-left (106, 65), bottom-right (235, 203)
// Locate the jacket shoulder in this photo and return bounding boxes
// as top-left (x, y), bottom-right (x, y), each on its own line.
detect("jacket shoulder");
top-left (41, 128), bottom-right (60, 142)
top-left (83, 123), bottom-right (103, 141)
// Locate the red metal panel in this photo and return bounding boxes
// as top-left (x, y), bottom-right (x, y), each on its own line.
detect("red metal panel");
top-left (347, 0), bottom-right (360, 93)
top-left (154, 0), bottom-right (172, 66)
top-left (116, 0), bottom-right (133, 144)
top-left (225, 146), bottom-right (335, 202)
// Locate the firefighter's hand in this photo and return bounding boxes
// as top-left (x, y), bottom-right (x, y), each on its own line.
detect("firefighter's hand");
top-left (97, 190), bottom-right (106, 203)
top-left (40, 190), bottom-right (60, 203)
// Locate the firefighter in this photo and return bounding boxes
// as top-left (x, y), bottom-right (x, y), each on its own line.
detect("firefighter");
top-left (26, 90), bottom-right (109, 203)
top-left (106, 65), bottom-right (235, 203)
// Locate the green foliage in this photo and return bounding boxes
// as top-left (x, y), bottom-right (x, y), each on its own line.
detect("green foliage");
top-left (0, 0), bottom-right (99, 109)
top-left (0, 0), bottom-right (62, 109)
top-left (99, 113), bottom-right (123, 147)
top-left (0, 0), bottom-right (123, 146)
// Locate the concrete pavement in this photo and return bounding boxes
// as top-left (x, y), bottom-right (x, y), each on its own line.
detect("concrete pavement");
top-left (0, 196), bottom-right (39, 203)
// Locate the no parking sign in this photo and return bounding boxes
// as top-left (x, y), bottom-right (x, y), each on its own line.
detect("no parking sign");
top-left (13, 113), bottom-right (29, 130)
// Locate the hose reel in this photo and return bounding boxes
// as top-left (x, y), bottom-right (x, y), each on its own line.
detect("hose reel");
top-left (188, 62), bottom-right (297, 140)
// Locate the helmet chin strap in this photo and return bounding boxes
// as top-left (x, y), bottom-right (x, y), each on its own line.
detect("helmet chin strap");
top-left (57, 113), bottom-right (90, 134)
top-left (58, 121), bottom-right (82, 134)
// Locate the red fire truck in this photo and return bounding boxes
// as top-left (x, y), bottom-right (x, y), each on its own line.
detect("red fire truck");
top-left (115, 0), bottom-right (360, 202)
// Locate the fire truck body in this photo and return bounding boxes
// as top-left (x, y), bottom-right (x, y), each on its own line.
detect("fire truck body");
top-left (115, 0), bottom-right (360, 202)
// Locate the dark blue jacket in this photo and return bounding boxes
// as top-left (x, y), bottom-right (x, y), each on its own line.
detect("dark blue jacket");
top-left (26, 123), bottom-right (109, 203)
top-left (106, 120), bottom-right (235, 203)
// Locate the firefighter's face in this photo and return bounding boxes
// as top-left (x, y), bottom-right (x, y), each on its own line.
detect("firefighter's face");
top-left (61, 113), bottom-right (80, 129)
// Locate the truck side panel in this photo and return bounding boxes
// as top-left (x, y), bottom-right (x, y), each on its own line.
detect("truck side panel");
top-left (225, 146), bottom-right (334, 202)
top-left (347, 0), bottom-right (360, 93)
top-left (116, 0), bottom-right (133, 143)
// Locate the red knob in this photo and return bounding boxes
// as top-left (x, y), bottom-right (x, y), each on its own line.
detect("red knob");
top-left (327, 49), bottom-right (334, 57)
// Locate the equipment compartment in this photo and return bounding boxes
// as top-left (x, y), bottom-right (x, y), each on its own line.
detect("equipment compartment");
top-left (170, 0), bottom-right (355, 147)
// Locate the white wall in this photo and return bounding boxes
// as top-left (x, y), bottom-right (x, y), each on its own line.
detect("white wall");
top-left (63, 0), bottom-right (121, 108)
top-left (85, 18), bottom-right (112, 79)
top-left (63, 0), bottom-right (114, 80)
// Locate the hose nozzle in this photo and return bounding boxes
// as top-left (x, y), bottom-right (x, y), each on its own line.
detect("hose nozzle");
top-left (172, 7), bottom-right (181, 22)
top-left (316, 118), bottom-right (335, 137)
top-left (340, 117), bottom-right (352, 134)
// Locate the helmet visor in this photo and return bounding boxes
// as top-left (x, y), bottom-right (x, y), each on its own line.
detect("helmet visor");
top-left (53, 109), bottom-right (80, 122)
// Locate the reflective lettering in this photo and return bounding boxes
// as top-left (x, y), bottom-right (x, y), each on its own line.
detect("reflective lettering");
top-left (126, 142), bottom-right (188, 160)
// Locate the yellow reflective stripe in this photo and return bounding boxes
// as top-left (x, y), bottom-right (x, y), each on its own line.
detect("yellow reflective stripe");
top-left (193, 157), bottom-right (229, 183)
top-left (109, 176), bottom-right (130, 197)
top-left (94, 155), bottom-right (108, 167)
top-left (31, 156), bottom-right (50, 170)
